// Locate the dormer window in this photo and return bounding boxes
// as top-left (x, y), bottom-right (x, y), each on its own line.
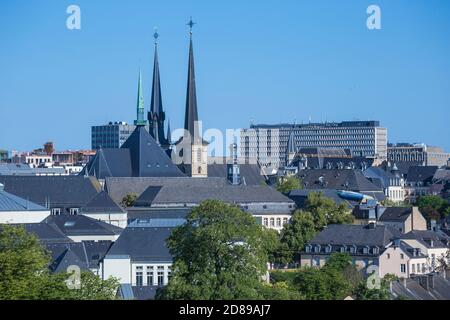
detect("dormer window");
top-left (305, 245), bottom-right (311, 253)
top-left (325, 245), bottom-right (332, 253)
top-left (340, 246), bottom-right (346, 253)
top-left (373, 247), bottom-right (379, 255)
top-left (51, 208), bottom-right (61, 215)
top-left (363, 246), bottom-right (369, 254)
top-left (349, 245), bottom-right (356, 254)
top-left (314, 245), bottom-right (321, 253)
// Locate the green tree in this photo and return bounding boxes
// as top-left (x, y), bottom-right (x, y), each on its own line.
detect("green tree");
top-left (417, 195), bottom-right (449, 221)
top-left (157, 200), bottom-right (269, 300)
top-left (259, 281), bottom-right (303, 300)
top-left (275, 176), bottom-right (302, 194)
top-left (278, 211), bottom-right (316, 264)
top-left (121, 193), bottom-right (138, 207)
top-left (380, 199), bottom-right (412, 207)
top-left (293, 253), bottom-right (359, 300)
top-left (354, 274), bottom-right (395, 300)
top-left (0, 225), bottom-right (119, 300)
top-left (305, 192), bottom-right (354, 230)
top-left (261, 228), bottom-right (281, 265)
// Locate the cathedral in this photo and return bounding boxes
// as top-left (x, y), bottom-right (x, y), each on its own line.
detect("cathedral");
top-left (82, 18), bottom-right (208, 179)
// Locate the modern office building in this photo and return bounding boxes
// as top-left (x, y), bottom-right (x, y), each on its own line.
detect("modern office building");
top-left (387, 143), bottom-right (450, 168)
top-left (91, 122), bottom-right (136, 149)
top-left (240, 121), bottom-right (388, 169)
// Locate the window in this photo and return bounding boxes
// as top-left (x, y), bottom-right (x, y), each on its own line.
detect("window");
top-left (69, 208), bottom-right (79, 215)
top-left (51, 208), bottom-right (61, 215)
top-left (417, 263), bottom-right (421, 273)
top-left (276, 218), bottom-right (281, 227)
top-left (412, 264), bottom-right (415, 274)
top-left (283, 218), bottom-right (288, 225)
top-left (387, 253), bottom-right (390, 259)
top-left (157, 266), bottom-right (164, 286)
top-left (270, 218), bottom-right (275, 227)
top-left (136, 266), bottom-right (143, 286)
top-left (400, 254), bottom-right (404, 259)
top-left (400, 264), bottom-right (406, 273)
top-left (147, 266), bottom-right (154, 286)
top-left (314, 257), bottom-right (320, 266)
top-left (263, 218), bottom-right (268, 226)
top-left (422, 263), bottom-right (426, 273)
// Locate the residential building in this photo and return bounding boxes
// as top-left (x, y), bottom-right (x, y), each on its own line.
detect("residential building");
top-left (102, 219), bottom-right (184, 300)
top-left (388, 143), bottom-right (450, 168)
top-left (240, 121), bottom-right (388, 170)
top-left (0, 183), bottom-right (50, 224)
top-left (363, 165), bottom-right (406, 203)
top-left (404, 166), bottom-right (439, 203)
top-left (0, 150), bottom-right (8, 162)
top-left (301, 223), bottom-right (401, 271)
top-left (377, 207), bottom-right (427, 233)
top-left (91, 121), bottom-right (136, 149)
top-left (400, 230), bottom-right (450, 272)
top-left (379, 241), bottom-right (428, 278)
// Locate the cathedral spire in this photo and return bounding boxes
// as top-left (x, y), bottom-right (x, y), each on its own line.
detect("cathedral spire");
top-left (134, 68), bottom-right (147, 126)
top-left (184, 17), bottom-right (200, 143)
top-left (148, 28), bottom-right (167, 146)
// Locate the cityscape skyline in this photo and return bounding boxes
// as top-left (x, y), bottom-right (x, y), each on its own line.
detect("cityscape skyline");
top-left (1, 0), bottom-right (449, 153)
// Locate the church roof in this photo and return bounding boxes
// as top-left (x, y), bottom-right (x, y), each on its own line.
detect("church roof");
top-left (81, 126), bottom-right (184, 179)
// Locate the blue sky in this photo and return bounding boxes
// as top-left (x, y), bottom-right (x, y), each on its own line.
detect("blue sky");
top-left (0, 0), bottom-right (449, 152)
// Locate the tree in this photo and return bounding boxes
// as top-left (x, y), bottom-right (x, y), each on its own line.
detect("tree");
top-left (292, 253), bottom-right (359, 300)
top-left (354, 274), bottom-right (395, 300)
top-left (0, 225), bottom-right (119, 300)
top-left (381, 199), bottom-right (411, 207)
top-left (278, 211), bottom-right (316, 264)
top-left (261, 228), bottom-right (281, 265)
top-left (275, 176), bottom-right (301, 194)
top-left (417, 195), bottom-right (449, 221)
top-left (121, 193), bottom-right (138, 207)
top-left (157, 200), bottom-right (269, 300)
top-left (305, 192), bottom-right (354, 230)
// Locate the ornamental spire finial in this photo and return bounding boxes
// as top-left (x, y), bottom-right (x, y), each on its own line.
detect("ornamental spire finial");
top-left (153, 27), bottom-right (159, 45)
top-left (187, 17), bottom-right (195, 38)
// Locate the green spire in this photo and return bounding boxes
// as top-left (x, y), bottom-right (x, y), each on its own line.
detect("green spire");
top-left (134, 68), bottom-right (147, 126)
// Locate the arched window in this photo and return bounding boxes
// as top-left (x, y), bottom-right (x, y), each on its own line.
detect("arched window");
top-left (198, 166), bottom-right (202, 174)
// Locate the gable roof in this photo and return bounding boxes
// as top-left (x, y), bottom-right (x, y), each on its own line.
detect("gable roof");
top-left (379, 207), bottom-right (413, 222)
top-left (135, 184), bottom-right (294, 206)
top-left (298, 169), bottom-right (384, 192)
top-left (44, 215), bottom-right (123, 236)
top-left (80, 190), bottom-right (125, 214)
top-left (308, 224), bottom-right (401, 247)
top-left (406, 166), bottom-right (439, 183)
top-left (106, 226), bottom-right (176, 262)
top-left (0, 176), bottom-right (101, 209)
top-left (104, 177), bottom-right (228, 204)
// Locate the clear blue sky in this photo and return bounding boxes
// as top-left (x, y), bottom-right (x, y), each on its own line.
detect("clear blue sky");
top-left (1, 0), bottom-right (449, 152)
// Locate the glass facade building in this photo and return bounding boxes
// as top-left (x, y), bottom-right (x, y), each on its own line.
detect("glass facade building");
top-left (91, 122), bottom-right (136, 149)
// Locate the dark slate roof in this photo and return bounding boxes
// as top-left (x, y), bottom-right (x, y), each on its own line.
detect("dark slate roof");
top-left (105, 225), bottom-right (175, 262)
top-left (49, 247), bottom-right (90, 273)
top-left (363, 166), bottom-right (397, 189)
top-left (6, 223), bottom-right (71, 243)
top-left (400, 230), bottom-right (450, 248)
top-left (0, 188), bottom-right (48, 211)
top-left (308, 224), bottom-right (401, 247)
top-left (294, 156), bottom-right (374, 171)
top-left (379, 207), bottom-right (413, 222)
top-left (391, 274), bottom-right (450, 300)
top-left (298, 169), bottom-right (384, 192)
top-left (132, 286), bottom-right (161, 300)
top-left (288, 189), bottom-right (361, 210)
top-left (45, 241), bottom-right (113, 271)
top-left (0, 176), bottom-right (101, 209)
top-left (81, 126), bottom-right (184, 179)
top-left (44, 215), bottom-right (123, 236)
top-left (121, 126), bottom-right (184, 177)
top-left (207, 163), bottom-right (266, 186)
top-left (406, 166), bottom-right (439, 184)
top-left (135, 185), bottom-right (294, 206)
top-left (127, 207), bottom-right (191, 223)
top-left (105, 177), bottom-right (228, 204)
top-left (80, 190), bottom-right (125, 214)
